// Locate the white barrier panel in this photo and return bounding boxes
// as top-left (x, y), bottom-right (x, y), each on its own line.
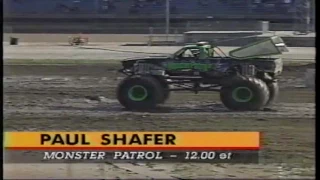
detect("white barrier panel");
top-left (304, 68), bottom-right (315, 89)
top-left (262, 21), bottom-right (269, 33)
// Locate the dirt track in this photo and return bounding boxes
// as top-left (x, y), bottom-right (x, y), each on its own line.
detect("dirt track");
top-left (3, 63), bottom-right (315, 179)
top-left (3, 33), bottom-right (157, 43)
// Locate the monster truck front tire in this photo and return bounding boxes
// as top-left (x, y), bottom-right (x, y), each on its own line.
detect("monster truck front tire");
top-left (154, 77), bottom-right (170, 104)
top-left (265, 81), bottom-right (279, 106)
top-left (116, 76), bottom-right (164, 110)
top-left (220, 77), bottom-right (270, 111)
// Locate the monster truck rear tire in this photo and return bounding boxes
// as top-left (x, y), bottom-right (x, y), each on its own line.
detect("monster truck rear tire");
top-left (220, 77), bottom-right (269, 111)
top-left (265, 81), bottom-right (279, 106)
top-left (116, 76), bottom-right (164, 110)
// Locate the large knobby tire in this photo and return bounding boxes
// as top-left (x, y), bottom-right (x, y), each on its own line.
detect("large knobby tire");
top-left (116, 76), bottom-right (164, 110)
top-left (155, 77), bottom-right (170, 104)
top-left (220, 77), bottom-right (270, 111)
top-left (265, 81), bottom-right (279, 106)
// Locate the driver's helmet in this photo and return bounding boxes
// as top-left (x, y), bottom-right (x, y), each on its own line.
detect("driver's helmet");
top-left (197, 41), bottom-right (209, 46)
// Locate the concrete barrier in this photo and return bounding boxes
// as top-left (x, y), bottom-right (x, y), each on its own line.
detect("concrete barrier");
top-left (304, 69), bottom-right (315, 89)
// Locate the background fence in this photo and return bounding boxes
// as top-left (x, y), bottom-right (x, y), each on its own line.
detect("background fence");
top-left (3, 20), bottom-right (314, 34)
top-left (3, 0), bottom-right (315, 34)
top-left (3, 0), bottom-right (311, 19)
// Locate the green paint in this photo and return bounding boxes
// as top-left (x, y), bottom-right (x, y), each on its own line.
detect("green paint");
top-left (167, 63), bottom-right (214, 71)
top-left (128, 85), bottom-right (148, 101)
top-left (232, 87), bottom-right (254, 102)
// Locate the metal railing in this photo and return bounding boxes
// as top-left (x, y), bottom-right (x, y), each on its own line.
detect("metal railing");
top-left (5, 20), bottom-right (313, 34)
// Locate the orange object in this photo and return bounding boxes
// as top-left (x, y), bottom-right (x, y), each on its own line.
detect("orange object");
top-left (4, 132), bottom-right (260, 151)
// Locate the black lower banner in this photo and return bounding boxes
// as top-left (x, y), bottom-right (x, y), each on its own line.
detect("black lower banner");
top-left (4, 150), bottom-right (259, 163)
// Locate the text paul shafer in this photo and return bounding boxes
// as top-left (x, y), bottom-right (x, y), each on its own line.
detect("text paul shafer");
top-left (43, 151), bottom-right (163, 160)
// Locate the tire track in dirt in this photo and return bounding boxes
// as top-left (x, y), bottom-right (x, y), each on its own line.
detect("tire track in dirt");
top-left (3, 102), bottom-right (315, 119)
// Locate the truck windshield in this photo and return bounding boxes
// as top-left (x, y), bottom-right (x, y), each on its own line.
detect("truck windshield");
top-left (174, 46), bottom-right (214, 59)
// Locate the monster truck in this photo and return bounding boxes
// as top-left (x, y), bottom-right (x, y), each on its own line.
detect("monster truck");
top-left (117, 36), bottom-right (287, 111)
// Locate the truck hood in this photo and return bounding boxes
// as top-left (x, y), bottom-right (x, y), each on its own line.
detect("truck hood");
top-left (229, 36), bottom-right (289, 59)
top-left (121, 55), bottom-right (171, 68)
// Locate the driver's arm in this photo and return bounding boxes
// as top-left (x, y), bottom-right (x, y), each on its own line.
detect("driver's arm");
top-left (208, 48), bottom-right (214, 57)
top-left (199, 48), bottom-right (209, 59)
